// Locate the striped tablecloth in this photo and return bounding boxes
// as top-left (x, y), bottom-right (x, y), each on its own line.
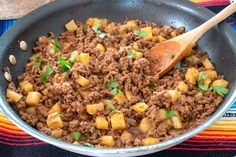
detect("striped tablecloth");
top-left (0, 1), bottom-right (236, 157)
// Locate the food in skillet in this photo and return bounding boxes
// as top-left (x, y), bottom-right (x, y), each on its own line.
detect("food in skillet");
top-left (6, 18), bottom-right (229, 148)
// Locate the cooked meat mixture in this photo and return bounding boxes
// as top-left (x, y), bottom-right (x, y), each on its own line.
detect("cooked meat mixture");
top-left (6, 18), bottom-right (229, 148)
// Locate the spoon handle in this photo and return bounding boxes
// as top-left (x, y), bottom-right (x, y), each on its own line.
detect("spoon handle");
top-left (193, 3), bottom-right (236, 42)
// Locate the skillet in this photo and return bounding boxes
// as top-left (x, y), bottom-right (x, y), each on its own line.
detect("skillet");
top-left (0, 0), bottom-right (236, 156)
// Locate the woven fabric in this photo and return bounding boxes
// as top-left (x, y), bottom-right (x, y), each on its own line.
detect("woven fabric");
top-left (0, 1), bottom-right (236, 157)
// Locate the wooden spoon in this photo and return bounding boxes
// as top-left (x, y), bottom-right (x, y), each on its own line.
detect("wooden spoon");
top-left (148, 2), bottom-right (236, 77)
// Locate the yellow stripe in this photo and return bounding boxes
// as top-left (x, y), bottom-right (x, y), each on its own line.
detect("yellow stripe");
top-left (207, 127), bottom-right (236, 130)
top-left (0, 124), bottom-right (26, 135)
top-left (201, 131), bottom-right (236, 135)
top-left (211, 123), bottom-right (236, 127)
top-left (195, 135), bottom-right (236, 139)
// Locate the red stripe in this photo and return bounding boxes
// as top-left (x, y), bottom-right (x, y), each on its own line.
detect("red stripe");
top-left (186, 139), bottom-right (236, 143)
top-left (0, 125), bottom-right (26, 132)
top-left (0, 136), bottom-right (40, 142)
top-left (197, 1), bottom-right (230, 7)
top-left (170, 147), bottom-right (236, 151)
top-left (206, 129), bottom-right (236, 132)
top-left (179, 143), bottom-right (236, 147)
top-left (0, 140), bottom-right (46, 146)
top-left (0, 130), bottom-right (34, 139)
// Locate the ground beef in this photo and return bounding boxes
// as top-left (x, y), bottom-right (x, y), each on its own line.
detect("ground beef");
top-left (5, 18), bottom-right (228, 148)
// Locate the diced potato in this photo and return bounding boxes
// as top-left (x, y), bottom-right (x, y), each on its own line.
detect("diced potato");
top-left (186, 55), bottom-right (200, 64)
top-left (195, 92), bottom-right (203, 99)
top-left (164, 119), bottom-right (174, 127)
top-left (142, 137), bottom-right (160, 146)
top-left (135, 52), bottom-right (143, 58)
top-left (152, 27), bottom-right (160, 36)
top-left (29, 52), bottom-right (42, 62)
top-left (204, 70), bottom-right (217, 80)
top-left (119, 25), bottom-right (127, 35)
top-left (6, 90), bottom-right (22, 103)
top-left (185, 68), bottom-right (199, 85)
top-left (79, 90), bottom-right (89, 99)
top-left (114, 92), bottom-right (127, 104)
top-left (126, 20), bottom-right (137, 29)
top-left (25, 107), bottom-right (36, 115)
top-left (211, 79), bottom-right (229, 87)
top-left (65, 20), bottom-right (79, 32)
top-left (100, 136), bottom-right (115, 147)
top-left (111, 113), bottom-right (126, 130)
top-left (105, 22), bottom-right (116, 32)
top-left (76, 75), bottom-right (90, 87)
top-left (20, 81), bottom-right (33, 93)
top-left (171, 111), bottom-right (183, 129)
top-left (158, 108), bottom-right (167, 121)
top-left (140, 27), bottom-right (153, 41)
top-left (125, 90), bottom-right (133, 101)
top-left (203, 78), bottom-right (211, 86)
top-left (139, 117), bottom-right (151, 133)
top-left (48, 103), bottom-right (61, 114)
top-left (167, 90), bottom-right (181, 102)
top-left (121, 131), bottom-right (133, 142)
top-left (79, 53), bottom-right (90, 64)
top-left (202, 58), bottom-right (214, 70)
top-left (131, 102), bottom-right (148, 113)
top-left (171, 31), bottom-right (177, 37)
top-left (96, 116), bottom-right (109, 130)
top-left (51, 129), bottom-right (63, 138)
top-left (157, 35), bottom-right (166, 42)
top-left (176, 81), bottom-right (189, 93)
top-left (26, 92), bottom-right (41, 106)
top-left (152, 36), bottom-right (159, 42)
top-left (132, 42), bottom-right (139, 51)
top-left (47, 112), bottom-right (64, 129)
top-left (86, 102), bottom-right (104, 115)
top-left (86, 18), bottom-right (108, 27)
top-left (42, 88), bottom-right (49, 96)
top-left (96, 43), bottom-right (106, 53)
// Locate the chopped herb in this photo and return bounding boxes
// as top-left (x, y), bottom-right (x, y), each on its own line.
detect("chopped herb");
top-left (49, 47), bottom-right (60, 54)
top-left (84, 142), bottom-right (95, 147)
top-left (107, 102), bottom-right (121, 113)
top-left (51, 113), bottom-right (63, 117)
top-left (69, 51), bottom-right (78, 63)
top-left (58, 57), bottom-right (72, 72)
top-left (198, 72), bottom-right (209, 91)
top-left (127, 49), bottom-right (138, 59)
top-left (40, 65), bottom-right (54, 84)
top-left (105, 79), bottom-right (119, 89)
top-left (111, 88), bottom-right (122, 96)
top-left (70, 131), bottom-right (81, 140)
top-left (209, 86), bottom-right (229, 96)
top-left (133, 30), bottom-right (148, 37)
top-left (33, 57), bottom-right (43, 69)
top-left (169, 52), bottom-right (173, 59)
top-left (165, 109), bottom-right (176, 118)
top-left (82, 24), bottom-right (87, 32)
top-left (92, 23), bottom-right (107, 38)
top-left (51, 39), bottom-right (61, 49)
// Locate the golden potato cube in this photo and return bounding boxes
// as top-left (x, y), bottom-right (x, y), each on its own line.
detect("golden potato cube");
top-left (152, 27), bottom-right (160, 36)
top-left (25, 106), bottom-right (36, 115)
top-left (126, 20), bottom-right (138, 29)
top-left (86, 18), bottom-right (108, 27)
top-left (96, 116), bottom-right (109, 130)
top-left (158, 108), bottom-right (167, 121)
top-left (185, 68), bottom-right (199, 85)
top-left (135, 52), bottom-right (143, 58)
top-left (212, 79), bottom-right (229, 87)
top-left (47, 112), bottom-right (64, 129)
top-left (79, 53), bottom-right (90, 64)
top-left (157, 35), bottom-right (166, 42)
top-left (111, 113), bottom-right (126, 130)
top-left (86, 102), bottom-right (104, 115)
top-left (132, 42), bottom-right (139, 51)
top-left (142, 137), bottom-right (160, 146)
top-left (176, 81), bottom-right (189, 94)
top-left (114, 92), bottom-right (127, 104)
top-left (152, 36), bottom-right (159, 42)
top-left (203, 78), bottom-right (211, 86)
top-left (42, 88), bottom-right (49, 96)
top-left (131, 102), bottom-right (148, 113)
top-left (125, 90), bottom-right (133, 101)
top-left (202, 58), bottom-right (214, 70)
top-left (140, 27), bottom-right (153, 41)
top-left (186, 55), bottom-right (200, 64)
top-left (195, 92), bottom-right (203, 99)
top-left (167, 90), bottom-right (181, 102)
top-left (139, 117), bottom-right (151, 133)
top-left (164, 119), bottom-right (174, 127)
top-left (204, 70), bottom-right (217, 80)
top-left (119, 25), bottom-right (127, 35)
top-left (48, 103), bottom-right (61, 114)
top-left (26, 92), bottom-right (41, 106)
top-left (65, 20), bottom-right (79, 32)
top-left (79, 90), bottom-right (89, 99)
top-left (51, 129), bottom-right (63, 138)
top-left (106, 22), bottom-right (116, 32)
top-left (171, 111), bottom-right (183, 129)
top-left (100, 136), bottom-right (115, 147)
top-left (96, 43), bottom-right (106, 53)
top-left (6, 90), bottom-right (22, 103)
top-left (76, 75), bottom-right (90, 87)
top-left (121, 131), bottom-right (133, 142)
top-left (171, 31), bottom-right (177, 37)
